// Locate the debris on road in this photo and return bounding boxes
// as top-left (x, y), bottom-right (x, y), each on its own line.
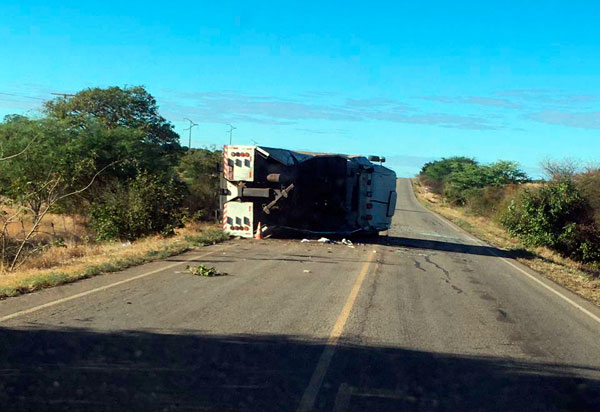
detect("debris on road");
top-left (300, 237), bottom-right (358, 248)
top-left (303, 269), bottom-right (311, 273)
top-left (186, 265), bottom-right (228, 277)
top-left (341, 238), bottom-right (356, 248)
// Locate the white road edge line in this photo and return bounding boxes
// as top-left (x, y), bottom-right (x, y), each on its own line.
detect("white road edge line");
top-left (494, 254), bottom-right (600, 325)
top-left (418, 183), bottom-right (600, 326)
top-left (0, 246), bottom-right (228, 323)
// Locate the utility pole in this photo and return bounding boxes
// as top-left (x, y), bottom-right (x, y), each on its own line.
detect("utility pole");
top-left (183, 118), bottom-right (198, 148)
top-left (50, 92), bottom-right (75, 99)
top-left (227, 124), bottom-right (236, 145)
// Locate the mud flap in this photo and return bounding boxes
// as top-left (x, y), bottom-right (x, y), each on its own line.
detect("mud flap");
top-left (222, 202), bottom-right (254, 238)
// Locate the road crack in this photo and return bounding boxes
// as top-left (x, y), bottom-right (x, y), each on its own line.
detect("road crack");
top-left (412, 258), bottom-right (426, 272)
top-left (423, 256), bottom-right (450, 280)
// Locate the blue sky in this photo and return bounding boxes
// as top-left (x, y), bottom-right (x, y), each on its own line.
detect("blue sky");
top-left (1, 1), bottom-right (599, 177)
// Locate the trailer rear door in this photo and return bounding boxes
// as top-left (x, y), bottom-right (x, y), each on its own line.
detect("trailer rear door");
top-left (223, 145), bottom-right (255, 182)
top-left (222, 201), bottom-right (254, 238)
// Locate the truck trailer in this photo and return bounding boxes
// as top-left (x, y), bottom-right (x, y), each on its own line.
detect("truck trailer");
top-left (220, 145), bottom-right (397, 238)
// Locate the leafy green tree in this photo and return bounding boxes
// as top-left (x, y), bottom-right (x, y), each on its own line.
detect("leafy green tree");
top-left (419, 157), bottom-right (477, 194)
top-left (40, 86), bottom-right (186, 211)
top-left (176, 147), bottom-right (222, 219)
top-left (44, 86), bottom-right (179, 147)
top-left (44, 86), bottom-right (182, 178)
top-left (0, 116), bottom-right (119, 269)
top-left (420, 157), bottom-right (529, 204)
top-left (420, 157), bottom-right (475, 182)
top-left (486, 161), bottom-right (528, 186)
top-left (0, 116), bottom-right (115, 203)
top-left (90, 171), bottom-right (186, 241)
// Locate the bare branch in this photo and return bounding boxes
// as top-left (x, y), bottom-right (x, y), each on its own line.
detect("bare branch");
top-left (56, 160), bottom-right (120, 202)
top-left (0, 136), bottom-right (37, 162)
top-left (540, 157), bottom-right (580, 181)
top-left (6, 160), bottom-right (120, 270)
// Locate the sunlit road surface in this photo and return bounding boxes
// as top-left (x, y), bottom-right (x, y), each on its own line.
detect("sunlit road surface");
top-left (1, 178), bottom-right (599, 411)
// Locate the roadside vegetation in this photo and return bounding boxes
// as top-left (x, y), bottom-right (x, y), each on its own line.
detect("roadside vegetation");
top-left (186, 264), bottom-right (229, 277)
top-left (415, 157), bottom-right (600, 305)
top-left (0, 86), bottom-right (227, 296)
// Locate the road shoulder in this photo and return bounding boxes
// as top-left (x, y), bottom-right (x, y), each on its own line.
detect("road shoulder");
top-left (409, 178), bottom-right (600, 317)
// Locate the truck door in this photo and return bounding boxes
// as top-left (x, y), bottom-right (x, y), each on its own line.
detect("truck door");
top-left (223, 145), bottom-right (255, 182)
top-left (222, 201), bottom-right (254, 238)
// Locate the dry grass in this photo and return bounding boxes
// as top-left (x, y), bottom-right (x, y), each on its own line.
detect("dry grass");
top-left (412, 179), bottom-right (600, 306)
top-left (2, 205), bottom-right (89, 241)
top-left (0, 221), bottom-right (229, 299)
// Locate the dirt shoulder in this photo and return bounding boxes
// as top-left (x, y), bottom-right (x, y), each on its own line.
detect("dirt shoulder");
top-left (411, 179), bottom-right (600, 306)
top-left (0, 224), bottom-right (229, 299)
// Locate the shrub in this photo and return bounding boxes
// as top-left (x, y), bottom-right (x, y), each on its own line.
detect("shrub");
top-left (500, 179), bottom-right (600, 262)
top-left (90, 172), bottom-right (186, 241)
top-left (464, 185), bottom-right (517, 218)
top-left (176, 148), bottom-right (221, 220)
top-left (575, 169), bottom-right (600, 226)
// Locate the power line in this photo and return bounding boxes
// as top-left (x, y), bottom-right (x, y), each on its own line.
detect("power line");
top-left (0, 92), bottom-right (46, 101)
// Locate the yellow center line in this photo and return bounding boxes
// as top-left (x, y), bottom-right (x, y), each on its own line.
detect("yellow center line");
top-left (296, 249), bottom-right (377, 412)
top-left (0, 246), bottom-right (229, 324)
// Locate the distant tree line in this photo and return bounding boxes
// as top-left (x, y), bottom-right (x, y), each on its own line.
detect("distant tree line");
top-left (419, 157), bottom-right (600, 267)
top-left (419, 157), bottom-right (529, 205)
top-left (0, 86), bottom-right (221, 270)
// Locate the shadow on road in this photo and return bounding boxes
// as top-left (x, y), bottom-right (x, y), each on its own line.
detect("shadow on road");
top-left (1, 327), bottom-right (598, 411)
top-left (362, 235), bottom-right (537, 259)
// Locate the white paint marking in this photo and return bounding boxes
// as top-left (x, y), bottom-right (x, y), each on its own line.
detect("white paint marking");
top-left (0, 247), bottom-right (228, 323)
top-left (494, 253), bottom-right (600, 325)
top-left (410, 178), bottom-right (600, 326)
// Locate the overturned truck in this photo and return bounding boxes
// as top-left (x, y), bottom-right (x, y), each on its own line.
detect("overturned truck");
top-left (220, 145), bottom-right (397, 238)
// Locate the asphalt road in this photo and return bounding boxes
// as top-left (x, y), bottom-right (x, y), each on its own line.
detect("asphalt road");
top-left (1, 178), bottom-right (599, 411)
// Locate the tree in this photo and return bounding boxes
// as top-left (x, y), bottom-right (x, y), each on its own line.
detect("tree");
top-left (486, 161), bottom-right (528, 185)
top-left (176, 147), bottom-right (222, 219)
top-left (44, 86), bottom-right (180, 148)
top-left (419, 157), bottom-right (478, 194)
top-left (41, 87), bottom-right (184, 209)
top-left (0, 116), bottom-right (118, 270)
top-left (540, 158), bottom-right (579, 181)
top-left (0, 117), bottom-right (37, 271)
top-left (420, 157), bottom-right (529, 205)
top-left (420, 157), bottom-right (477, 182)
